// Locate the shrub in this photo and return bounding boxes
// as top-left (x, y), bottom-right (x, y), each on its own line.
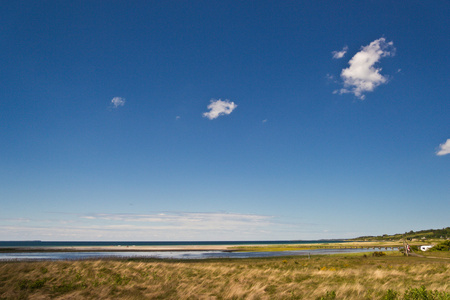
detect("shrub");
top-left (317, 290), bottom-right (336, 300)
top-left (403, 286), bottom-right (450, 299)
top-left (372, 251), bottom-right (386, 257)
top-left (410, 245), bottom-right (419, 252)
top-left (18, 279), bottom-right (31, 290)
top-left (383, 289), bottom-right (399, 300)
top-left (430, 240), bottom-right (450, 252)
top-left (18, 278), bottom-right (48, 290)
top-left (52, 282), bottom-right (75, 293)
top-left (264, 284), bottom-right (277, 295)
top-left (30, 278), bottom-right (47, 289)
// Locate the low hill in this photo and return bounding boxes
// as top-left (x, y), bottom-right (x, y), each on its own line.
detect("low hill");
top-left (350, 227), bottom-right (450, 241)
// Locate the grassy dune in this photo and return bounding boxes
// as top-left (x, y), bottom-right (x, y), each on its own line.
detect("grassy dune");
top-left (0, 252), bottom-right (449, 299)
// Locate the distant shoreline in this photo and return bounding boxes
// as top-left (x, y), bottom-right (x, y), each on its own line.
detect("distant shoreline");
top-left (0, 241), bottom-right (403, 253)
top-left (0, 240), bottom-right (348, 253)
top-left (0, 245), bottom-right (236, 253)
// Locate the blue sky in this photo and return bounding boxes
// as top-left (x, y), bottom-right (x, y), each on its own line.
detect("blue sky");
top-left (1, 1), bottom-right (448, 241)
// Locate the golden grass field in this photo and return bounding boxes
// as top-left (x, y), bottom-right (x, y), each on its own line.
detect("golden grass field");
top-left (0, 250), bottom-right (449, 299)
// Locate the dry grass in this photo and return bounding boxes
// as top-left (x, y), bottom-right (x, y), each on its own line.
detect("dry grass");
top-left (230, 241), bottom-right (404, 252)
top-left (0, 253), bottom-right (449, 299)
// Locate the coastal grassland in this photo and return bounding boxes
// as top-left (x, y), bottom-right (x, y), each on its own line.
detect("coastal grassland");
top-left (0, 253), bottom-right (449, 299)
top-left (229, 241), bottom-right (403, 252)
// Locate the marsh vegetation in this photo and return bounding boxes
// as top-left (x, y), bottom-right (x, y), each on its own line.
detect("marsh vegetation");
top-left (0, 252), bottom-right (449, 299)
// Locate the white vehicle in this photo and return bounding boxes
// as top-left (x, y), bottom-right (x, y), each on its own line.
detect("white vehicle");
top-left (419, 245), bottom-right (433, 251)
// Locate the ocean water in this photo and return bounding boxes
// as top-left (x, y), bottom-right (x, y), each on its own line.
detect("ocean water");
top-left (0, 240), bottom-right (398, 261)
top-left (0, 248), bottom-right (392, 261)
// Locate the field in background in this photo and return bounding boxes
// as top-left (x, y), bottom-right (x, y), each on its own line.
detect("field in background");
top-left (350, 227), bottom-right (450, 241)
top-left (0, 251), bottom-right (449, 299)
top-left (230, 239), bottom-right (450, 256)
top-left (230, 241), bottom-right (402, 252)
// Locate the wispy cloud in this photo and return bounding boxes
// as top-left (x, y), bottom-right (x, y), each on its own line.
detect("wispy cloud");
top-left (336, 38), bottom-right (395, 100)
top-left (0, 218), bottom-right (30, 222)
top-left (0, 212), bottom-right (330, 241)
top-left (332, 46), bottom-right (348, 59)
top-left (203, 99), bottom-right (237, 120)
top-left (436, 139), bottom-right (450, 156)
top-left (81, 212), bottom-right (272, 229)
top-left (111, 97), bottom-right (126, 108)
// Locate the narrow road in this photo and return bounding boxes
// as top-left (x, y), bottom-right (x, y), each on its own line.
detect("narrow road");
top-left (408, 250), bottom-right (450, 260)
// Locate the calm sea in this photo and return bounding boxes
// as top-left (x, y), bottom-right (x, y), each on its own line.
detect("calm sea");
top-left (0, 240), bottom-right (396, 261)
top-left (0, 248), bottom-right (388, 261)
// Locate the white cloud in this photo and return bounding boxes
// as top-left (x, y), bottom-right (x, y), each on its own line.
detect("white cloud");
top-left (338, 38), bottom-right (395, 99)
top-left (0, 211), bottom-right (341, 240)
top-left (436, 139), bottom-right (450, 156)
top-left (0, 212), bottom-right (275, 241)
top-left (332, 46), bottom-right (348, 59)
top-left (81, 212), bottom-right (271, 229)
top-left (0, 218), bottom-right (30, 222)
top-left (203, 99), bottom-right (237, 120)
top-left (111, 97), bottom-right (125, 108)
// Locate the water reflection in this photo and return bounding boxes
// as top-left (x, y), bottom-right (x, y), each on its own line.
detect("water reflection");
top-left (0, 248), bottom-right (396, 261)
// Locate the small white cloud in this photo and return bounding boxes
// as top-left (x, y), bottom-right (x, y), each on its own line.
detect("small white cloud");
top-left (176, 116), bottom-right (181, 120)
top-left (338, 38), bottom-right (395, 99)
top-left (111, 97), bottom-right (125, 108)
top-left (203, 99), bottom-right (237, 120)
top-left (262, 119), bottom-right (267, 123)
top-left (332, 46), bottom-right (348, 59)
top-left (436, 139), bottom-right (450, 156)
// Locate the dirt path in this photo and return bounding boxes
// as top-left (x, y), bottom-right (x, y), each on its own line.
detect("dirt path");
top-left (408, 251), bottom-right (450, 260)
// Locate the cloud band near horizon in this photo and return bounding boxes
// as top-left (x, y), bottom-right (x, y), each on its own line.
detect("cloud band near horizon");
top-left (0, 211), bottom-right (330, 241)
